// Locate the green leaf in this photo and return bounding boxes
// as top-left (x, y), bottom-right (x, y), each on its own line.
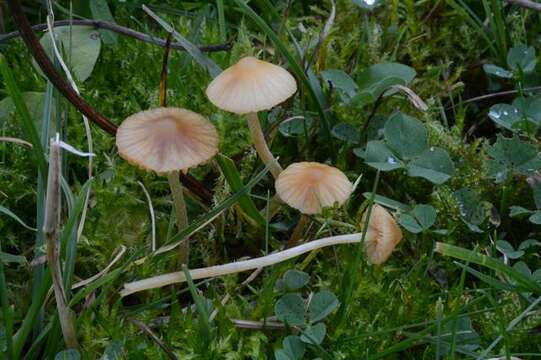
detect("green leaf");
top-left (0, 55), bottom-right (48, 177)
top-left (331, 123), bottom-right (360, 144)
top-left (483, 64), bottom-right (513, 79)
top-left (0, 205), bottom-right (36, 231)
top-left (308, 290), bottom-right (339, 323)
top-left (513, 96), bottom-right (541, 126)
top-left (35, 26), bottom-right (101, 82)
top-left (529, 210), bottom-right (541, 224)
top-left (398, 213), bottom-right (423, 233)
top-left (216, 154), bottom-right (266, 225)
top-left (507, 44), bottom-right (537, 73)
top-left (90, 0), bottom-right (118, 45)
top-left (55, 349), bottom-right (81, 360)
top-left (407, 147), bottom-right (455, 184)
top-left (413, 204), bottom-right (437, 229)
top-left (275, 293), bottom-right (305, 326)
top-left (282, 270), bottom-right (310, 291)
top-left (495, 240), bottom-right (524, 259)
top-left (363, 140), bottom-right (403, 171)
top-left (488, 103), bottom-right (521, 131)
top-left (361, 193), bottom-right (411, 212)
top-left (509, 206), bottom-right (532, 217)
top-left (279, 116), bottom-right (313, 137)
top-left (384, 113), bottom-right (427, 159)
top-left (321, 69), bottom-right (359, 99)
top-left (485, 135), bottom-right (541, 181)
top-left (357, 63), bottom-right (416, 100)
top-left (275, 336), bottom-right (305, 360)
top-left (0, 251), bottom-right (27, 265)
top-left (454, 188), bottom-right (488, 232)
top-left (300, 323), bottom-right (326, 345)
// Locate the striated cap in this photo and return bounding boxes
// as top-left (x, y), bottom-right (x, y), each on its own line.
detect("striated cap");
top-left (116, 107), bottom-right (218, 173)
top-left (206, 56), bottom-right (297, 114)
top-left (362, 204), bottom-right (402, 265)
top-left (275, 162), bottom-right (353, 215)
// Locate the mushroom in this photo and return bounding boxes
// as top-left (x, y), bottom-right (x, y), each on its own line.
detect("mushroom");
top-left (120, 203), bottom-right (403, 296)
top-left (116, 107), bottom-right (219, 262)
top-left (275, 162), bottom-right (353, 245)
top-left (361, 204), bottom-right (403, 265)
top-left (206, 56), bottom-right (297, 179)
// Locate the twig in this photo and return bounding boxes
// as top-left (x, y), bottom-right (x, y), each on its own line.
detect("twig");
top-left (130, 319), bottom-right (178, 360)
top-left (507, 0), bottom-right (541, 11)
top-left (5, 0), bottom-right (213, 206)
top-left (0, 19), bottom-right (232, 52)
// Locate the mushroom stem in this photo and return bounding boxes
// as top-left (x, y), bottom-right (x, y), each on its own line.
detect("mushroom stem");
top-left (246, 112), bottom-right (283, 178)
top-left (121, 232), bottom-right (366, 297)
top-left (288, 214), bottom-right (311, 247)
top-left (167, 171), bottom-right (189, 263)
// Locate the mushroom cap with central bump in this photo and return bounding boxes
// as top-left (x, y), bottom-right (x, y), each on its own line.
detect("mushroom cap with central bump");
top-left (362, 204), bottom-right (403, 265)
top-left (206, 56), bottom-right (297, 114)
top-left (275, 162), bottom-right (353, 215)
top-left (116, 107), bottom-right (219, 174)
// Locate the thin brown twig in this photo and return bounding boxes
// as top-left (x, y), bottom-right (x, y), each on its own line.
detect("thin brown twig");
top-left (5, 0), bottom-right (213, 205)
top-left (130, 319), bottom-right (178, 360)
top-left (0, 19), bottom-right (232, 52)
top-left (507, 0), bottom-right (541, 11)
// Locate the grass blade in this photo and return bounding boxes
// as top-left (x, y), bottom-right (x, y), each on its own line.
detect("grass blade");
top-left (0, 54), bottom-right (48, 176)
top-left (182, 264), bottom-right (212, 351)
top-left (435, 242), bottom-right (541, 294)
top-left (216, 0), bottom-right (226, 42)
top-left (216, 154), bottom-right (266, 226)
top-left (142, 5), bottom-right (222, 78)
top-left (62, 179), bottom-right (94, 294)
top-left (0, 205), bottom-right (37, 231)
top-left (0, 237), bottom-right (15, 359)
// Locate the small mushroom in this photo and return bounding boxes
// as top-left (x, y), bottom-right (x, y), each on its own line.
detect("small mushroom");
top-left (275, 162), bottom-right (353, 246)
top-left (361, 204), bottom-right (403, 265)
top-left (275, 162), bottom-right (353, 215)
top-left (206, 56), bottom-right (297, 178)
top-left (116, 107), bottom-right (218, 262)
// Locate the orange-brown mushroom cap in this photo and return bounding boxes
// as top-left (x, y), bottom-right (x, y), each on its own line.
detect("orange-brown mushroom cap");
top-left (206, 56), bottom-right (297, 114)
top-left (362, 204), bottom-right (403, 265)
top-left (116, 107), bottom-right (218, 174)
top-left (275, 162), bottom-right (353, 215)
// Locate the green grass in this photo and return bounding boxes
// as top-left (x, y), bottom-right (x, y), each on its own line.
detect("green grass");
top-left (1, 0), bottom-right (541, 358)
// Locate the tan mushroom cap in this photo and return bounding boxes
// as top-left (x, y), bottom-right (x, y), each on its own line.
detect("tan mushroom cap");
top-left (206, 56), bottom-right (297, 114)
top-left (362, 204), bottom-right (403, 265)
top-left (116, 107), bottom-right (218, 174)
top-left (275, 162), bottom-right (353, 215)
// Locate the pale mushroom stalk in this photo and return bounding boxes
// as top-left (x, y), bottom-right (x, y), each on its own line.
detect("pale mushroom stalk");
top-left (121, 232), bottom-right (365, 297)
top-left (246, 112), bottom-right (283, 178)
top-left (167, 171), bottom-right (189, 262)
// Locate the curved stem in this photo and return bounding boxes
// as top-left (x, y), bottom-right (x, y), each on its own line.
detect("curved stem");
top-left (121, 232), bottom-right (364, 297)
top-left (246, 112), bottom-right (283, 179)
top-left (167, 171), bottom-right (189, 264)
top-left (0, 19), bottom-right (232, 51)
